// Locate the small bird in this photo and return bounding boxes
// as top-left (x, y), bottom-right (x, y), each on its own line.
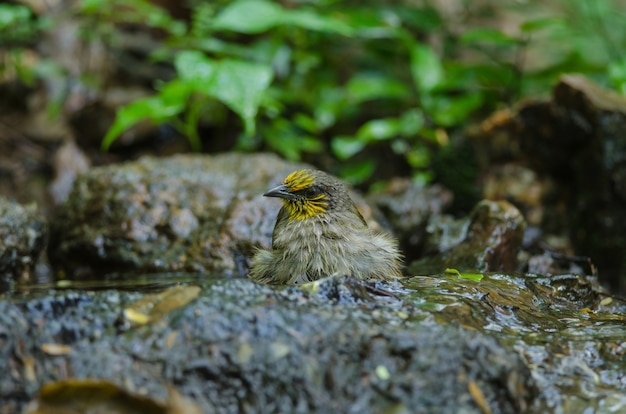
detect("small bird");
top-left (249, 169), bottom-right (403, 284)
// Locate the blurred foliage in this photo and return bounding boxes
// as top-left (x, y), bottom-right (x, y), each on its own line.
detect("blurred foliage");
top-left (0, 4), bottom-right (36, 45)
top-left (3, 0), bottom-right (626, 185)
top-left (0, 3), bottom-right (39, 84)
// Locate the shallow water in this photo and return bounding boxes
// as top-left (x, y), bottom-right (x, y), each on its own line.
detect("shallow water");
top-left (2, 271), bottom-right (625, 413)
top-left (405, 273), bottom-right (626, 413)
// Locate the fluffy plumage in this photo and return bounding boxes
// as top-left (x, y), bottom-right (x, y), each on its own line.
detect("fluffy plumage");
top-left (249, 169), bottom-right (403, 284)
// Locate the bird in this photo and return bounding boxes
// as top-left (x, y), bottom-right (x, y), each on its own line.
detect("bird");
top-left (249, 169), bottom-right (403, 285)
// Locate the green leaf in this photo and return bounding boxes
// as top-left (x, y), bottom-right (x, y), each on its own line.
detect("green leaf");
top-left (174, 52), bottom-right (273, 135)
top-left (406, 146), bottom-right (430, 168)
top-left (313, 87), bottom-right (345, 129)
top-left (298, 136), bottom-right (324, 153)
top-left (356, 118), bottom-right (400, 141)
top-left (175, 50), bottom-right (216, 81)
top-left (444, 268), bottom-right (483, 281)
top-left (213, 0), bottom-right (353, 35)
top-left (0, 4), bottom-right (31, 29)
top-left (293, 113), bottom-right (318, 134)
top-left (0, 3), bottom-right (36, 44)
top-left (399, 109), bottom-right (424, 136)
top-left (262, 119), bottom-right (322, 161)
top-left (80, 0), bottom-right (186, 35)
top-left (460, 28), bottom-right (519, 47)
top-left (212, 0), bottom-right (283, 34)
top-left (268, 134), bottom-right (322, 161)
top-left (264, 132), bottom-right (298, 161)
top-left (346, 74), bottom-right (410, 103)
top-left (210, 59), bottom-right (274, 135)
top-left (452, 63), bottom-right (516, 89)
top-left (331, 136), bottom-right (366, 160)
top-left (422, 94), bottom-right (483, 127)
top-left (608, 58), bottom-right (626, 95)
top-left (520, 17), bottom-right (567, 33)
top-left (436, 62), bottom-right (481, 90)
top-left (412, 171), bottom-right (433, 184)
top-left (102, 94), bottom-right (185, 150)
top-left (157, 78), bottom-right (194, 106)
top-left (410, 43), bottom-right (444, 94)
top-left (338, 159), bottom-right (376, 184)
top-left (288, 9), bottom-right (353, 35)
top-left (396, 6), bottom-right (442, 32)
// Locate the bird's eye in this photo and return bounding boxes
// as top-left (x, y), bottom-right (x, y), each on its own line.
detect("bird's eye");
top-left (302, 187), bottom-right (320, 198)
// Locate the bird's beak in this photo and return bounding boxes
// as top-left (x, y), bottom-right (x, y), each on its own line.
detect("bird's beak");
top-left (263, 184), bottom-right (298, 200)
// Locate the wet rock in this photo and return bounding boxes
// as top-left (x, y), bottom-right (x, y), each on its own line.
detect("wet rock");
top-left (367, 178), bottom-right (453, 261)
top-left (474, 75), bottom-right (626, 291)
top-left (49, 153), bottom-right (383, 279)
top-left (481, 164), bottom-right (552, 228)
top-left (0, 197), bottom-right (47, 282)
top-left (3, 267), bottom-right (626, 413)
top-left (409, 200), bottom-right (526, 275)
top-left (0, 276), bottom-right (539, 414)
top-left (526, 252), bottom-right (592, 277)
top-left (406, 271), bottom-right (626, 413)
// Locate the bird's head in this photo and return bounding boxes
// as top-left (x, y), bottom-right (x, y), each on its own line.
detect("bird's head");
top-left (263, 169), bottom-right (343, 220)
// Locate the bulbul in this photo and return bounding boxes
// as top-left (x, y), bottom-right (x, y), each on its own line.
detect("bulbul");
top-left (249, 169), bottom-right (402, 284)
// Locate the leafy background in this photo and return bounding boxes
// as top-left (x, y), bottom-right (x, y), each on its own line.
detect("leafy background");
top-left (2, 0), bottom-right (626, 189)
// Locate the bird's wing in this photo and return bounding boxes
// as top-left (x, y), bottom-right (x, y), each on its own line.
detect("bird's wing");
top-left (350, 201), bottom-right (369, 228)
top-left (272, 207), bottom-right (290, 249)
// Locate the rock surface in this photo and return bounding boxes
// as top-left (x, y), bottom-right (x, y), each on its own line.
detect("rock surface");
top-left (474, 74), bottom-right (626, 291)
top-left (2, 270), bottom-right (625, 413)
top-left (2, 148), bottom-right (625, 414)
top-left (409, 200), bottom-right (526, 275)
top-left (367, 178), bottom-right (453, 262)
top-left (0, 197), bottom-right (47, 283)
top-left (1, 276), bottom-right (539, 414)
top-left (49, 153), bottom-right (384, 279)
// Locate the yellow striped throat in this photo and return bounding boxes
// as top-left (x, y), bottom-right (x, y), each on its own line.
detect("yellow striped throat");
top-left (264, 170), bottom-right (329, 220)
